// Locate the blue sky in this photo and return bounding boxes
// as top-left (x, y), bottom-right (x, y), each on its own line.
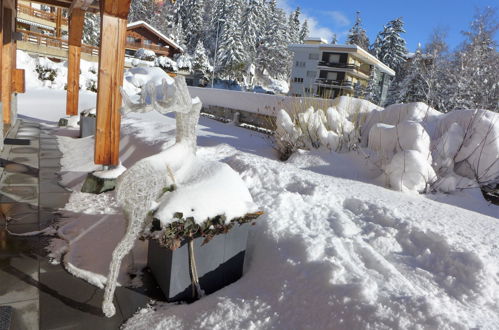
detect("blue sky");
top-left (278, 0), bottom-right (498, 51)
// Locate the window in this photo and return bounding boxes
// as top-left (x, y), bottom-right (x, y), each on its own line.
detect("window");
top-left (295, 61), bottom-right (306, 67)
top-left (293, 77), bottom-right (304, 83)
top-left (144, 39), bottom-right (152, 45)
top-left (309, 53), bottom-right (319, 60)
top-left (306, 71), bottom-right (316, 78)
top-left (126, 36), bottom-right (135, 44)
top-left (304, 88), bottom-right (312, 94)
top-left (326, 72), bottom-right (338, 80)
top-left (328, 54), bottom-right (340, 63)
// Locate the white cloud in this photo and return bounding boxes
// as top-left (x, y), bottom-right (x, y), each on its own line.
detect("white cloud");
top-left (276, 0), bottom-right (335, 40)
top-left (306, 16), bottom-right (334, 41)
top-left (326, 11), bottom-right (350, 27)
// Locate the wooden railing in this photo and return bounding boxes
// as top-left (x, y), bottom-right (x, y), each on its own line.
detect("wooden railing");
top-left (17, 4), bottom-right (68, 26)
top-left (125, 41), bottom-right (169, 54)
top-left (20, 30), bottom-right (99, 56)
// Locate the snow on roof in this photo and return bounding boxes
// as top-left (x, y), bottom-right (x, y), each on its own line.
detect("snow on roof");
top-left (127, 21), bottom-right (184, 53)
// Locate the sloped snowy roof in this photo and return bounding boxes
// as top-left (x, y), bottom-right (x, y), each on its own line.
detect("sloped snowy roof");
top-left (127, 21), bottom-right (184, 53)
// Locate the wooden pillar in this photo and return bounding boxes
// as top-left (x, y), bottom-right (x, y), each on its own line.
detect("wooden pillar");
top-left (55, 7), bottom-right (63, 38)
top-left (94, 0), bottom-right (131, 165)
top-left (66, 8), bottom-right (84, 116)
top-left (1, 1), bottom-right (14, 124)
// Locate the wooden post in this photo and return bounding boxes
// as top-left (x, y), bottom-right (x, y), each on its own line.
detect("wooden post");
top-left (0, 1), bottom-right (3, 113)
top-left (94, 0), bottom-right (131, 165)
top-left (1, 2), bottom-right (14, 124)
top-left (55, 7), bottom-right (63, 38)
top-left (66, 8), bottom-right (84, 116)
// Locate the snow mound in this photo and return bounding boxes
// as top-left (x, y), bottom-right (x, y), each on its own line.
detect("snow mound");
top-left (155, 159), bottom-right (258, 224)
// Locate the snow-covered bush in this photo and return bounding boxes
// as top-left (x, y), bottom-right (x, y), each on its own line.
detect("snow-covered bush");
top-left (156, 56), bottom-right (178, 73)
top-left (364, 103), bottom-right (499, 193)
top-left (175, 53), bottom-right (192, 72)
top-left (275, 96), bottom-right (379, 160)
top-left (85, 79), bottom-right (97, 93)
top-left (135, 48), bottom-right (157, 62)
top-left (36, 63), bottom-right (57, 82)
top-left (277, 96), bottom-right (498, 194)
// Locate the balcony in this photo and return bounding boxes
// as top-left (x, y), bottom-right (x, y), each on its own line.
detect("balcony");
top-left (125, 41), bottom-right (170, 55)
top-left (318, 61), bottom-right (357, 70)
top-left (314, 79), bottom-right (353, 89)
top-left (17, 4), bottom-right (68, 26)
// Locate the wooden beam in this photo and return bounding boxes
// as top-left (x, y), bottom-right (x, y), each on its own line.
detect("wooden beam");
top-left (100, 0), bottom-right (131, 19)
top-left (65, 7), bottom-right (84, 116)
top-left (55, 7), bottom-right (62, 38)
top-left (94, 0), bottom-right (130, 165)
top-left (1, 5), bottom-right (14, 124)
top-left (0, 1), bottom-right (3, 107)
top-left (12, 69), bottom-right (25, 93)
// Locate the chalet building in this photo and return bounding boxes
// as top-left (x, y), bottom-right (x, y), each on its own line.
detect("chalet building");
top-left (14, 4), bottom-right (183, 62)
top-left (126, 21), bottom-right (183, 58)
top-left (16, 0), bottom-right (67, 37)
top-left (289, 38), bottom-right (395, 104)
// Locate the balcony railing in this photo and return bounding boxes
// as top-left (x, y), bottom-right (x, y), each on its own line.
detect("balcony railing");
top-left (17, 4), bottom-right (68, 26)
top-left (318, 61), bottom-right (372, 77)
top-left (20, 30), bottom-right (99, 56)
top-left (125, 41), bottom-right (169, 54)
top-left (314, 79), bottom-right (353, 88)
top-left (318, 61), bottom-right (357, 70)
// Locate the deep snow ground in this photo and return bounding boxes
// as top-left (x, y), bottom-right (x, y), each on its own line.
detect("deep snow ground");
top-left (16, 82), bottom-right (499, 329)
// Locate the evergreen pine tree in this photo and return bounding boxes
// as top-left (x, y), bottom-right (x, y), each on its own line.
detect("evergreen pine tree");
top-left (288, 7), bottom-right (302, 44)
top-left (182, 0), bottom-right (205, 52)
top-left (375, 17), bottom-right (407, 71)
top-left (192, 40), bottom-right (213, 80)
top-left (395, 45), bottom-right (429, 104)
top-left (299, 20), bottom-right (309, 42)
top-left (346, 11), bottom-right (370, 50)
top-left (217, 0), bottom-right (247, 81)
top-left (83, 12), bottom-right (100, 46)
top-left (241, 0), bottom-right (264, 63)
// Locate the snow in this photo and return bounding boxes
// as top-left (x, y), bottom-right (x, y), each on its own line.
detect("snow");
top-left (93, 164), bottom-right (127, 179)
top-left (14, 52), bottom-right (499, 329)
top-left (154, 159), bottom-right (258, 225)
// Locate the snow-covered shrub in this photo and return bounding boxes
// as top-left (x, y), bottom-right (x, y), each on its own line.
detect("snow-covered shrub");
top-left (156, 56), bottom-right (178, 73)
top-left (36, 63), bottom-right (57, 82)
top-left (432, 110), bottom-right (499, 189)
top-left (275, 106), bottom-right (358, 159)
top-left (363, 102), bottom-right (499, 193)
top-left (135, 48), bottom-right (157, 62)
top-left (86, 79), bottom-right (97, 92)
top-left (175, 53), bottom-right (192, 72)
top-left (385, 150), bottom-right (437, 193)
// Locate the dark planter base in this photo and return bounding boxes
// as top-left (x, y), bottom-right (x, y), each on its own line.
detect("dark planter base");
top-left (148, 222), bottom-right (250, 302)
top-left (79, 116), bottom-right (96, 138)
top-left (81, 173), bottom-right (116, 194)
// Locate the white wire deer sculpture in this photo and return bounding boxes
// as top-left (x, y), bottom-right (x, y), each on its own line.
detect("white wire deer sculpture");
top-left (102, 76), bottom-right (202, 317)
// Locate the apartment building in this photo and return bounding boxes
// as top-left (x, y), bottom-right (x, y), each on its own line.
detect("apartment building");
top-left (289, 38), bottom-right (395, 104)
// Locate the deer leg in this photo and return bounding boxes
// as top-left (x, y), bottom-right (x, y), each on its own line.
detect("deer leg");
top-left (102, 215), bottom-right (147, 317)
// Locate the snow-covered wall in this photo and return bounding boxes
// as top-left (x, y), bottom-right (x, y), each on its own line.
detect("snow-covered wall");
top-left (188, 87), bottom-right (310, 117)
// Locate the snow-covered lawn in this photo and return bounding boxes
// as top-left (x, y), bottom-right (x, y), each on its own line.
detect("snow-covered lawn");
top-left (16, 83), bottom-right (499, 329)
top-left (14, 49), bottom-right (498, 329)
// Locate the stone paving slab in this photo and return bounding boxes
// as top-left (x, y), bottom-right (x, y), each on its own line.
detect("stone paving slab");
top-left (1, 121), bottom-right (163, 330)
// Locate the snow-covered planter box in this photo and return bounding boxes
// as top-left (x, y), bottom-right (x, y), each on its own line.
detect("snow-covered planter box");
top-left (79, 108), bottom-right (96, 138)
top-left (148, 214), bottom-right (259, 302)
